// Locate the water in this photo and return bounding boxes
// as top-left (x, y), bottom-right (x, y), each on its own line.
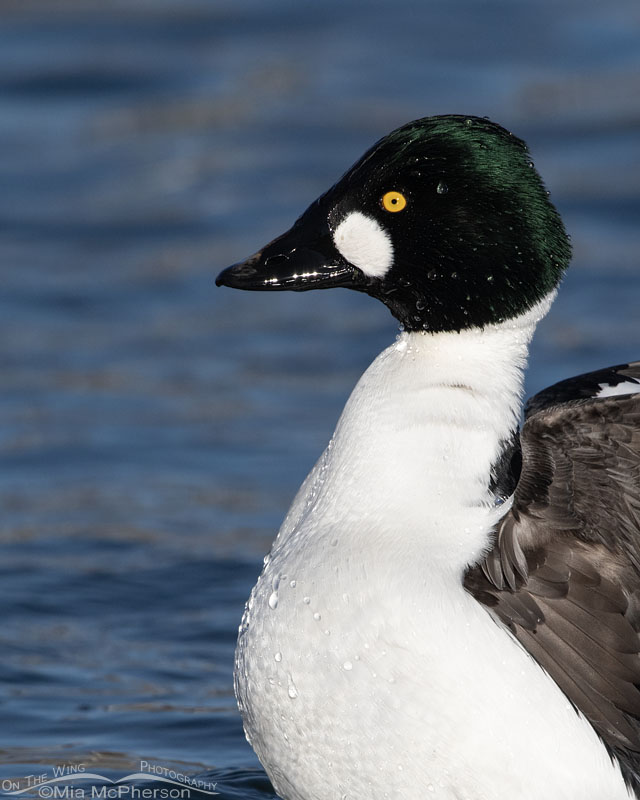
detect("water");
top-left (0, 1), bottom-right (639, 798)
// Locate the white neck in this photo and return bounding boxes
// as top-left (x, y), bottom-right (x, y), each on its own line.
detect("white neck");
top-left (277, 292), bottom-right (556, 573)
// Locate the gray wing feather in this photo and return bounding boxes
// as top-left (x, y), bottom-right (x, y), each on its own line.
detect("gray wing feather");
top-left (464, 361), bottom-right (640, 788)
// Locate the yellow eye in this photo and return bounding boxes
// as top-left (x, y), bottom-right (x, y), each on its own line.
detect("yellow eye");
top-left (381, 191), bottom-right (407, 212)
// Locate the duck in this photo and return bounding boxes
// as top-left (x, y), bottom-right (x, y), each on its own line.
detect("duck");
top-left (216, 115), bottom-right (640, 800)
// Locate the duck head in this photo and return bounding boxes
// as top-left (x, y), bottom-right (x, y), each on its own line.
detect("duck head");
top-left (216, 115), bottom-right (571, 333)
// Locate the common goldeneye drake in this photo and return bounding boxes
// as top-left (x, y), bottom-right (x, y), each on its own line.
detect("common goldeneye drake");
top-left (216, 115), bottom-right (640, 800)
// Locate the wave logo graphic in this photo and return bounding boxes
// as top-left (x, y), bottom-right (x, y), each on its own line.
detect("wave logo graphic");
top-left (1, 767), bottom-right (219, 798)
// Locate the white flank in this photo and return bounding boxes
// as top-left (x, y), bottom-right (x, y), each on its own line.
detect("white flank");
top-left (332, 211), bottom-right (393, 278)
top-left (235, 290), bottom-right (633, 800)
top-left (597, 379), bottom-right (640, 398)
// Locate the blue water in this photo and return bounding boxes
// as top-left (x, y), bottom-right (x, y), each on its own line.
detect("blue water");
top-left (0, 0), bottom-right (639, 797)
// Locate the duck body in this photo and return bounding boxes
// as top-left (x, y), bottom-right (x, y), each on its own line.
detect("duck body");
top-left (236, 304), bottom-right (633, 800)
top-left (218, 116), bottom-right (640, 798)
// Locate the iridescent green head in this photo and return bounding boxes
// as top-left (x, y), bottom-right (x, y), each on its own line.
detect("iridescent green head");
top-left (217, 115), bottom-right (571, 332)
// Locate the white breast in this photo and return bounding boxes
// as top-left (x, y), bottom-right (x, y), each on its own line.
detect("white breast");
top-left (234, 294), bottom-right (633, 800)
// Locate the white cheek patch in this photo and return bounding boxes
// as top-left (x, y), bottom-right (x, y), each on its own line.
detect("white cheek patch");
top-left (332, 211), bottom-right (393, 279)
top-left (596, 378), bottom-right (640, 398)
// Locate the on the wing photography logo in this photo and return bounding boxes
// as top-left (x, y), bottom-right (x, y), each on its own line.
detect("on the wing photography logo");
top-left (0, 762), bottom-right (218, 799)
